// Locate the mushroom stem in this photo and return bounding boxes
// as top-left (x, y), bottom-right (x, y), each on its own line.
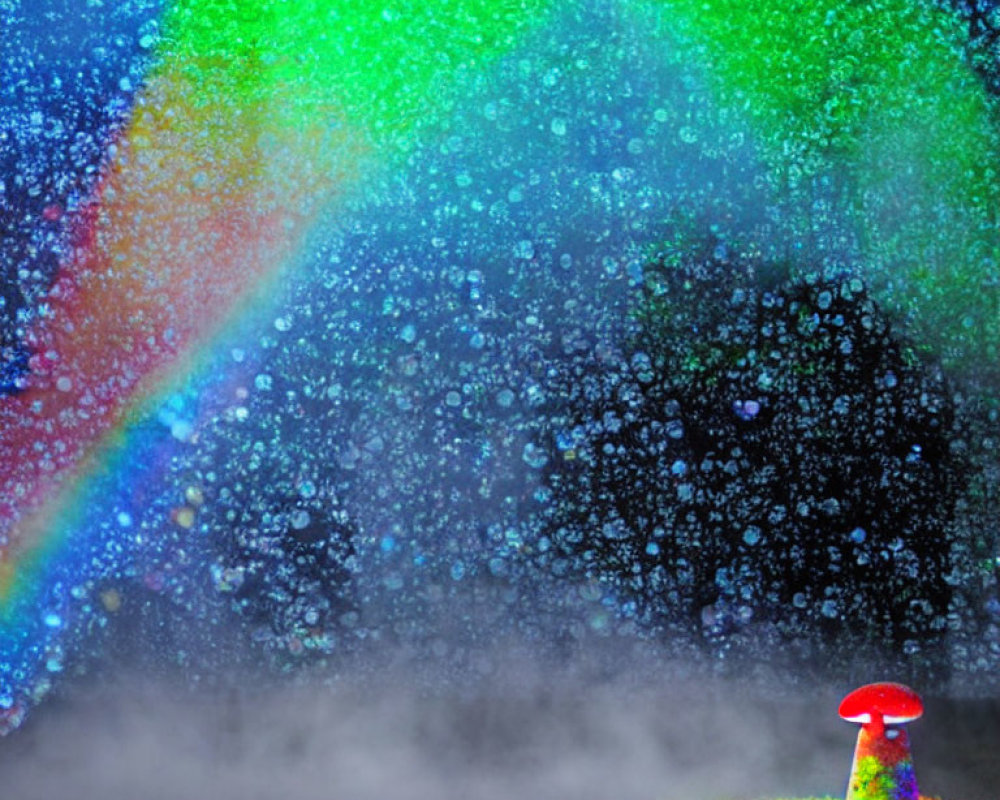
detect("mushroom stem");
top-left (866, 711), bottom-right (885, 740)
top-left (846, 723), bottom-right (918, 800)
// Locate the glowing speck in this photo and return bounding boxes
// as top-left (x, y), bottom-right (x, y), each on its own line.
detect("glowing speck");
top-left (173, 507), bottom-right (196, 529)
top-left (100, 590), bottom-right (122, 613)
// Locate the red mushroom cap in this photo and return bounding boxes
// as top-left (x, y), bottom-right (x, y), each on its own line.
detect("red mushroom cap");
top-left (839, 682), bottom-right (924, 726)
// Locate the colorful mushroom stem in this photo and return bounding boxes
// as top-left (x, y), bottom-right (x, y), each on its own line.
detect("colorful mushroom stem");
top-left (839, 682), bottom-right (924, 800)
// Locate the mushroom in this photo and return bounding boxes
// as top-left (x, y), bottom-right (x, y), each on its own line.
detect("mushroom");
top-left (838, 682), bottom-right (923, 800)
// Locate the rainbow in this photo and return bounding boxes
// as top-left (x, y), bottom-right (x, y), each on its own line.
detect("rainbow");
top-left (1, 0), bottom-right (996, 727)
top-left (0, 0), bottom-right (550, 721)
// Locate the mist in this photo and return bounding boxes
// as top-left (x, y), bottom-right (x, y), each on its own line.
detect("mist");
top-left (0, 654), bottom-right (839, 800)
top-left (2, 636), bottom-right (997, 800)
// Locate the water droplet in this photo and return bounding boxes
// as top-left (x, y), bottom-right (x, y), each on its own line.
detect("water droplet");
top-left (522, 443), bottom-right (549, 469)
top-left (514, 240), bottom-right (535, 259)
